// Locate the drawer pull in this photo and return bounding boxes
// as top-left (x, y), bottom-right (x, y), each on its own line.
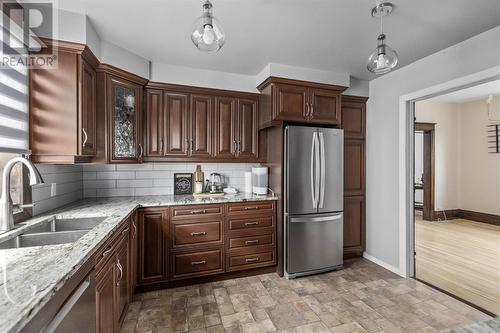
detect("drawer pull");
top-left (244, 221), bottom-right (259, 226)
top-left (102, 245), bottom-right (112, 258)
top-left (190, 231), bottom-right (207, 236)
top-left (121, 227), bottom-right (130, 235)
top-left (245, 257), bottom-right (259, 263)
top-left (190, 209), bottom-right (207, 214)
top-left (244, 206), bottom-right (259, 210)
top-left (191, 260), bottom-right (207, 265)
top-left (245, 240), bottom-right (259, 245)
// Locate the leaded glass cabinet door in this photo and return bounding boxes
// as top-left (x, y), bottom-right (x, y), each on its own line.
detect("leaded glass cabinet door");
top-left (108, 76), bottom-right (143, 163)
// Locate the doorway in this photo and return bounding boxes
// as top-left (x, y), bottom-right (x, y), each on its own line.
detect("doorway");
top-left (414, 123), bottom-right (435, 221)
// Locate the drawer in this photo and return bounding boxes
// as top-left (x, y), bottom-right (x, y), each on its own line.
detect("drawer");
top-left (173, 250), bottom-right (224, 278)
top-left (228, 216), bottom-right (274, 231)
top-left (229, 233), bottom-right (274, 249)
top-left (228, 251), bottom-right (275, 271)
top-left (172, 220), bottom-right (222, 248)
top-left (171, 205), bottom-right (223, 219)
top-left (227, 201), bottom-right (275, 216)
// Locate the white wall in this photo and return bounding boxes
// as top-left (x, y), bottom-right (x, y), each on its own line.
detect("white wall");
top-left (100, 41), bottom-right (150, 79)
top-left (367, 25), bottom-right (500, 274)
top-left (458, 96), bottom-right (500, 215)
top-left (151, 63), bottom-right (257, 93)
top-left (416, 101), bottom-right (460, 211)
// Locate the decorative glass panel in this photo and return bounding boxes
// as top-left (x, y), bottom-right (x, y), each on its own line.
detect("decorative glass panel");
top-left (114, 85), bottom-right (136, 158)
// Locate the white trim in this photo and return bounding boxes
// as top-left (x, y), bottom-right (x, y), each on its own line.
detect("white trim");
top-left (397, 65), bottom-right (500, 279)
top-left (363, 252), bottom-right (404, 277)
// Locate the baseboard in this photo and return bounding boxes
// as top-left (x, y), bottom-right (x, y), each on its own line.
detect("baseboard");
top-left (431, 209), bottom-right (500, 226)
top-left (363, 252), bottom-right (404, 277)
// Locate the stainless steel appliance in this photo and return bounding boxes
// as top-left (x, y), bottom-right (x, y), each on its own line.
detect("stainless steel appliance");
top-left (208, 173), bottom-right (225, 193)
top-left (284, 125), bottom-right (344, 278)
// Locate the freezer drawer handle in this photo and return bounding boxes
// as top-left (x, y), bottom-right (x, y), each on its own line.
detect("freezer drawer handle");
top-left (291, 215), bottom-right (342, 223)
top-left (245, 240), bottom-right (259, 245)
top-left (190, 231), bottom-right (207, 236)
top-left (244, 221), bottom-right (259, 226)
top-left (245, 257), bottom-right (259, 263)
top-left (191, 260), bottom-right (207, 265)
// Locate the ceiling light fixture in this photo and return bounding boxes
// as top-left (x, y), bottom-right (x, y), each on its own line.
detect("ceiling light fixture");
top-left (191, 0), bottom-right (225, 52)
top-left (367, 1), bottom-right (398, 75)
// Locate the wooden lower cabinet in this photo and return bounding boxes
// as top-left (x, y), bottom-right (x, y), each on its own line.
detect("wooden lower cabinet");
top-left (343, 195), bottom-right (365, 258)
top-left (96, 258), bottom-right (116, 333)
top-left (115, 233), bottom-right (131, 324)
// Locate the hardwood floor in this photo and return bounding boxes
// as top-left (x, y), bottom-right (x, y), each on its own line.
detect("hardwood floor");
top-left (121, 259), bottom-right (491, 332)
top-left (416, 217), bottom-right (500, 316)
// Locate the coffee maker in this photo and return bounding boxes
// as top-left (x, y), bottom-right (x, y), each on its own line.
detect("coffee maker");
top-left (207, 173), bottom-right (225, 193)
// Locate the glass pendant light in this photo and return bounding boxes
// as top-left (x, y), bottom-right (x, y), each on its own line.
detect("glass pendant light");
top-left (367, 1), bottom-right (398, 74)
top-left (191, 0), bottom-right (225, 52)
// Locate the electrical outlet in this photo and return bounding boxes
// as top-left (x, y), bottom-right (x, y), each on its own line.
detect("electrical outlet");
top-left (50, 183), bottom-right (57, 197)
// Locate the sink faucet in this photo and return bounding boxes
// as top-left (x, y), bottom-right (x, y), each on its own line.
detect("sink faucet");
top-left (0, 156), bottom-right (44, 232)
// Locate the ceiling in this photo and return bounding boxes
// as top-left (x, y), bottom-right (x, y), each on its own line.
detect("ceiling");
top-left (57, 0), bottom-right (500, 81)
top-left (430, 80), bottom-right (500, 103)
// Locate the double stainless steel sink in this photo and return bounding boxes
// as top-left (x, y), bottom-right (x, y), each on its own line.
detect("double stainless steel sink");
top-left (0, 216), bottom-right (107, 249)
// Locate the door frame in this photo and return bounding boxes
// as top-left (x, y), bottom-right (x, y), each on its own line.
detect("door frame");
top-left (398, 68), bottom-right (500, 278)
top-left (414, 123), bottom-right (435, 221)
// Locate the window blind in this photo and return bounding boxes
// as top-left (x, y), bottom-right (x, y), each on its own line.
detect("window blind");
top-left (0, 12), bottom-right (29, 154)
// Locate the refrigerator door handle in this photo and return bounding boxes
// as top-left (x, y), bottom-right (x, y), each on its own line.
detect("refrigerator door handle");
top-left (318, 132), bottom-right (326, 209)
top-left (314, 131), bottom-right (320, 209)
top-left (310, 132), bottom-right (318, 209)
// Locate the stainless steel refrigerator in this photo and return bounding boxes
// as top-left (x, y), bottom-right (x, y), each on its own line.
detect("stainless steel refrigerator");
top-left (284, 125), bottom-right (344, 279)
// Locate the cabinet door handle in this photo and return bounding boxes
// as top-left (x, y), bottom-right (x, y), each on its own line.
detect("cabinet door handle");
top-left (305, 103), bottom-right (310, 118)
top-left (82, 128), bottom-right (88, 148)
top-left (186, 139), bottom-right (190, 155)
top-left (190, 209), bottom-right (207, 214)
top-left (190, 140), bottom-right (194, 154)
top-left (132, 220), bottom-right (137, 239)
top-left (116, 260), bottom-right (123, 286)
top-left (244, 206), bottom-right (259, 210)
top-left (244, 221), bottom-right (259, 226)
top-left (190, 231), bottom-right (207, 236)
top-left (237, 141), bottom-right (241, 153)
top-left (159, 138), bottom-right (164, 154)
top-left (138, 144), bottom-right (143, 158)
top-left (245, 257), bottom-right (259, 263)
top-left (245, 240), bottom-right (259, 245)
top-left (310, 103), bottom-right (314, 118)
top-left (233, 140), bottom-right (238, 153)
top-left (102, 245), bottom-right (112, 258)
top-left (191, 260), bottom-right (207, 265)
top-left (122, 227), bottom-right (130, 235)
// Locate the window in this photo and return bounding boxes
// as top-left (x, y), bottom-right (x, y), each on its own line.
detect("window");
top-left (1, 7), bottom-right (32, 222)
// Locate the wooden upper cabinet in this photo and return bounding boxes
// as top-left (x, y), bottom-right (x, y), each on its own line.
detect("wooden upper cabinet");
top-left (145, 89), bottom-right (163, 157)
top-left (257, 77), bottom-right (346, 128)
top-left (214, 97), bottom-right (237, 159)
top-left (344, 140), bottom-right (365, 196)
top-left (80, 59), bottom-right (97, 156)
top-left (341, 96), bottom-right (368, 139)
top-left (309, 88), bottom-right (341, 124)
top-left (29, 40), bottom-right (99, 163)
top-left (164, 92), bottom-right (189, 157)
top-left (274, 83), bottom-right (308, 122)
top-left (190, 94), bottom-right (213, 158)
top-left (107, 75), bottom-right (143, 163)
top-left (237, 98), bottom-right (258, 159)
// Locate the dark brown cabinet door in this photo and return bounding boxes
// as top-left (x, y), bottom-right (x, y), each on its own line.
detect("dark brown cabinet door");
top-left (237, 98), bottom-right (258, 159)
top-left (145, 89), bottom-right (163, 157)
top-left (164, 92), bottom-right (189, 157)
top-left (137, 209), bottom-right (168, 285)
top-left (80, 59), bottom-right (97, 156)
top-left (275, 83), bottom-right (308, 121)
top-left (341, 99), bottom-right (366, 139)
top-left (129, 214), bottom-right (138, 298)
top-left (309, 88), bottom-right (341, 125)
top-left (214, 97), bottom-right (237, 159)
top-left (343, 196), bottom-right (365, 256)
top-left (344, 140), bottom-right (365, 196)
top-left (115, 234), bottom-right (130, 325)
top-left (108, 75), bottom-right (143, 163)
top-left (96, 259), bottom-right (115, 333)
top-left (190, 94), bottom-right (213, 158)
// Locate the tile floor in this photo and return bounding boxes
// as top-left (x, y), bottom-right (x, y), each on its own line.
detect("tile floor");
top-left (121, 259), bottom-right (492, 333)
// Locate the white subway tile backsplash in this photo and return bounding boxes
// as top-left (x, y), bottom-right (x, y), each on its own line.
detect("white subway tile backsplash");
top-left (82, 162), bottom-right (260, 198)
top-left (82, 164), bottom-right (117, 172)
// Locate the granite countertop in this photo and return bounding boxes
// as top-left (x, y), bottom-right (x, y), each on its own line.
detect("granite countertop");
top-left (0, 194), bottom-right (277, 333)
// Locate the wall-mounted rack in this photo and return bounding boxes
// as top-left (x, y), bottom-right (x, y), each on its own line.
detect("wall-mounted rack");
top-left (487, 124), bottom-right (500, 154)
